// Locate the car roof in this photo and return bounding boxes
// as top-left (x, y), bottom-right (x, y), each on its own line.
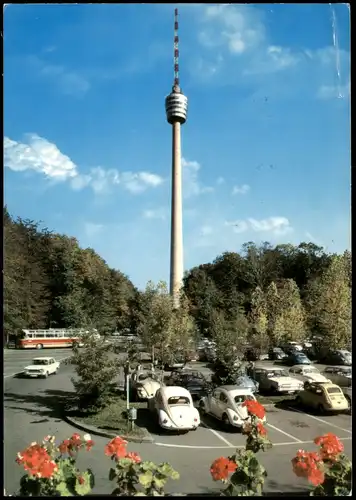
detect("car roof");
top-left (159, 386), bottom-right (192, 397)
top-left (33, 357), bottom-right (53, 361)
top-left (290, 365), bottom-right (317, 369)
top-left (218, 385), bottom-right (253, 393)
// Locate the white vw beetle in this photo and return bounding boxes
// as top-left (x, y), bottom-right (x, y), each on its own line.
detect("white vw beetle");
top-left (151, 386), bottom-right (200, 432)
top-left (131, 370), bottom-right (162, 400)
top-left (199, 385), bottom-right (266, 429)
top-left (24, 357), bottom-right (60, 378)
top-left (289, 365), bottom-right (330, 384)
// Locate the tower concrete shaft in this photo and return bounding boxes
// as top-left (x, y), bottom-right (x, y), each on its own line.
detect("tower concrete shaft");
top-left (169, 121), bottom-right (183, 308)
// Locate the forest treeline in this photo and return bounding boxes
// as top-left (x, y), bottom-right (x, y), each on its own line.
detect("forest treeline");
top-left (4, 207), bottom-right (351, 351)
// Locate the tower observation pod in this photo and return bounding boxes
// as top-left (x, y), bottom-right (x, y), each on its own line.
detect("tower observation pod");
top-left (165, 8), bottom-right (188, 309)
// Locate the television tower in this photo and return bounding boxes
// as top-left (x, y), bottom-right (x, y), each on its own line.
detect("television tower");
top-left (165, 8), bottom-right (188, 308)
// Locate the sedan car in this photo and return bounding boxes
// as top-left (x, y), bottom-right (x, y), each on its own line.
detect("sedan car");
top-left (268, 347), bottom-right (287, 361)
top-left (321, 349), bottom-right (352, 366)
top-left (296, 382), bottom-right (349, 413)
top-left (166, 370), bottom-right (211, 400)
top-left (323, 366), bottom-right (352, 387)
top-left (150, 386), bottom-right (200, 432)
top-left (199, 386), bottom-right (266, 429)
top-left (249, 367), bottom-right (304, 394)
top-left (283, 352), bottom-right (312, 366)
top-left (130, 370), bottom-right (162, 400)
top-left (289, 365), bottom-right (330, 384)
top-left (24, 357), bottom-right (60, 378)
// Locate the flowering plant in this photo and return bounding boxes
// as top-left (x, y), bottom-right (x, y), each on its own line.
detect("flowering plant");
top-left (292, 432), bottom-right (352, 496)
top-left (16, 433), bottom-right (95, 496)
top-left (105, 436), bottom-right (180, 496)
top-left (210, 399), bottom-right (273, 496)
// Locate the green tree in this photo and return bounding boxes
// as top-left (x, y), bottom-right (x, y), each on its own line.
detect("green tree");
top-left (70, 332), bottom-right (120, 410)
top-left (276, 279), bottom-right (306, 343)
top-left (248, 286), bottom-right (269, 353)
top-left (307, 255), bottom-right (351, 349)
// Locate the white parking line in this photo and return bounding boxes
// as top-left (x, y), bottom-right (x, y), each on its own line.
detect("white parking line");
top-left (287, 407), bottom-right (352, 434)
top-left (4, 356), bottom-right (71, 379)
top-left (266, 423), bottom-right (302, 443)
top-left (200, 422), bottom-right (234, 447)
top-left (154, 436), bottom-right (352, 449)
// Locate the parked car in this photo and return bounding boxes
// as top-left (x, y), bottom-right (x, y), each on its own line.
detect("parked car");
top-left (235, 375), bottom-right (259, 393)
top-left (268, 347), bottom-right (287, 361)
top-left (321, 350), bottom-right (352, 366)
top-left (323, 366), bottom-right (352, 387)
top-left (166, 370), bottom-right (211, 400)
top-left (249, 367), bottom-right (304, 394)
top-left (199, 386), bottom-right (265, 430)
top-left (289, 365), bottom-right (330, 384)
top-left (244, 347), bottom-right (260, 362)
top-left (342, 386), bottom-right (352, 410)
top-left (283, 352), bottom-right (312, 366)
top-left (283, 342), bottom-right (303, 352)
top-left (150, 386), bottom-right (200, 432)
top-left (163, 353), bottom-right (186, 371)
top-left (23, 357), bottom-right (60, 378)
top-left (130, 370), bottom-right (162, 400)
top-left (296, 382), bottom-right (349, 413)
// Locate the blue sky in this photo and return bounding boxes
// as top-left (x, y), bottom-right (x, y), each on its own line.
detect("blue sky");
top-left (4, 4), bottom-right (350, 289)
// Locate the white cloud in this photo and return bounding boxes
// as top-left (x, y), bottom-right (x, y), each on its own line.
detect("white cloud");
top-left (225, 216), bottom-right (293, 235)
top-left (216, 176), bottom-right (225, 185)
top-left (84, 222), bottom-right (104, 238)
top-left (143, 208), bottom-right (167, 220)
top-left (27, 55), bottom-right (90, 97)
top-left (317, 81), bottom-right (350, 100)
top-left (244, 45), bottom-right (299, 75)
top-left (4, 134), bottom-right (164, 195)
top-left (182, 157), bottom-right (214, 197)
top-left (232, 184), bottom-right (250, 195)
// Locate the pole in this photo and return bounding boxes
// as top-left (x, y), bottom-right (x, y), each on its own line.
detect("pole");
top-left (126, 374), bottom-right (130, 411)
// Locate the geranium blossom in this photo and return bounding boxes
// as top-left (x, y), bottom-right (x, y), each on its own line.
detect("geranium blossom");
top-left (257, 422), bottom-right (267, 436)
top-left (105, 437), bottom-right (128, 459)
top-left (242, 399), bottom-right (266, 420)
top-left (126, 452), bottom-right (141, 463)
top-left (210, 457), bottom-right (237, 481)
top-left (314, 433), bottom-right (344, 460)
top-left (292, 449), bottom-right (324, 486)
top-left (16, 444), bottom-right (58, 479)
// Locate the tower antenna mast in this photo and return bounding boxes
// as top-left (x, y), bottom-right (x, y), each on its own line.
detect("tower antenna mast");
top-left (173, 8), bottom-right (180, 90)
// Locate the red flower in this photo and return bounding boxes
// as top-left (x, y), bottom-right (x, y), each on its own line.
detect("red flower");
top-left (16, 444), bottom-right (58, 479)
top-left (126, 452), bottom-right (141, 463)
top-left (104, 436), bottom-right (128, 459)
top-left (210, 457), bottom-right (237, 482)
top-left (257, 422), bottom-right (267, 436)
top-left (292, 450), bottom-right (324, 486)
top-left (58, 439), bottom-right (71, 454)
top-left (77, 475), bottom-right (85, 485)
top-left (242, 400), bottom-right (265, 420)
top-left (314, 433), bottom-right (344, 460)
top-left (85, 440), bottom-right (94, 452)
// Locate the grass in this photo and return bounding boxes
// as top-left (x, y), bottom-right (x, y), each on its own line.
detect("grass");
top-left (72, 396), bottom-right (148, 438)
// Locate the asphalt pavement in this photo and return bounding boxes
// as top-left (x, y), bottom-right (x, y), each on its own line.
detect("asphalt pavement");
top-left (3, 348), bottom-right (73, 378)
top-left (4, 351), bottom-right (352, 495)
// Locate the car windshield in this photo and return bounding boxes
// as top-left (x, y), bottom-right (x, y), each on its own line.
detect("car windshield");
top-left (327, 387), bottom-right (342, 394)
top-left (267, 370), bottom-right (289, 378)
top-left (304, 368), bottom-right (319, 374)
top-left (33, 359), bottom-right (49, 365)
top-left (234, 394), bottom-right (254, 404)
top-left (168, 396), bottom-right (190, 406)
top-left (138, 372), bottom-right (155, 381)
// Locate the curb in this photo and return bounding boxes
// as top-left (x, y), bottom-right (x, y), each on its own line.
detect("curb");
top-left (64, 413), bottom-right (154, 444)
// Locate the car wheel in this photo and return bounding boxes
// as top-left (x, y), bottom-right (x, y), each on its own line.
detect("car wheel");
top-left (43, 372), bottom-right (48, 379)
top-left (199, 401), bottom-right (206, 415)
top-left (222, 414), bottom-right (230, 429)
top-left (345, 395), bottom-right (351, 412)
top-left (36, 344), bottom-right (43, 350)
top-left (318, 404), bottom-right (325, 414)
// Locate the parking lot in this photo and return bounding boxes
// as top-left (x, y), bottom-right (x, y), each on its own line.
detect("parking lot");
top-left (142, 400), bottom-right (351, 450)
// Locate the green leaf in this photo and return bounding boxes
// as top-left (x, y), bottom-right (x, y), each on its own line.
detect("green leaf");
top-left (55, 481), bottom-right (73, 496)
top-left (158, 463), bottom-right (178, 478)
top-left (138, 471), bottom-right (154, 488)
top-left (170, 470), bottom-right (180, 481)
top-left (109, 467), bottom-right (117, 481)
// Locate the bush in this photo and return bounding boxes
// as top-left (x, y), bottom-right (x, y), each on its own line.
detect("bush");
top-left (70, 333), bottom-right (120, 411)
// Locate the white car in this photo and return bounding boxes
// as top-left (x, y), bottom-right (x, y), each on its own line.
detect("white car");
top-left (342, 386), bottom-right (352, 409)
top-left (289, 365), bottom-right (330, 384)
top-left (150, 386), bottom-right (200, 432)
top-left (285, 341), bottom-right (303, 352)
top-left (252, 367), bottom-right (304, 394)
top-left (199, 386), bottom-right (266, 429)
top-left (24, 357), bottom-right (60, 378)
top-left (323, 366), bottom-right (352, 388)
top-left (130, 370), bottom-right (162, 400)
